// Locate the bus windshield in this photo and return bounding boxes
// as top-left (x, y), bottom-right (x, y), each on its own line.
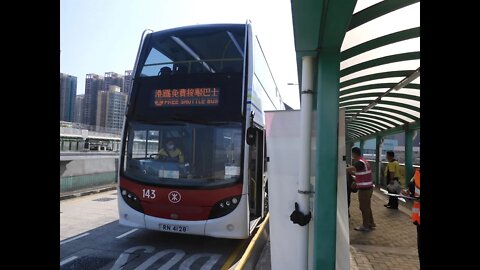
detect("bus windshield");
top-left (122, 121), bottom-right (243, 187)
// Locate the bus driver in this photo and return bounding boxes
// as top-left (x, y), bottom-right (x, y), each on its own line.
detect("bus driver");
top-left (156, 140), bottom-right (185, 163)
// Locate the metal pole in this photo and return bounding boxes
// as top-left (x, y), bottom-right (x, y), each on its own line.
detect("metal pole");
top-left (298, 55), bottom-right (314, 270)
top-left (405, 126), bottom-right (414, 188)
top-left (314, 51), bottom-right (340, 270)
top-left (375, 136), bottom-right (382, 185)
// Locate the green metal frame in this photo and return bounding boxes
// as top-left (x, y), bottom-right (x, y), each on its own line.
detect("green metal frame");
top-left (348, 122), bottom-right (381, 134)
top-left (349, 118), bottom-right (386, 131)
top-left (345, 108), bottom-right (409, 125)
top-left (340, 92), bottom-right (420, 103)
top-left (314, 51), bottom-right (341, 269)
top-left (340, 70), bottom-right (415, 88)
top-left (350, 117), bottom-right (392, 130)
top-left (347, 120), bottom-right (420, 142)
top-left (374, 136), bottom-right (382, 184)
top-left (346, 114), bottom-right (399, 127)
top-left (340, 83), bottom-right (420, 96)
top-left (349, 129), bottom-right (369, 138)
top-left (340, 100), bottom-right (420, 114)
top-left (345, 106), bottom-right (414, 123)
top-left (340, 51), bottom-right (420, 77)
top-left (404, 128), bottom-right (414, 186)
top-left (348, 125), bottom-right (371, 137)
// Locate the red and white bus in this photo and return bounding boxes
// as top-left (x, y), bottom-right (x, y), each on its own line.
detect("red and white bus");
top-left (118, 22), bottom-right (284, 239)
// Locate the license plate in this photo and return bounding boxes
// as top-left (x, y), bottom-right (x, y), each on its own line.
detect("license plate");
top-left (159, 224), bottom-right (188, 233)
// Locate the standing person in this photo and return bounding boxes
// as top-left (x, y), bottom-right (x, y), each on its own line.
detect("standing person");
top-left (347, 147), bottom-right (375, 231)
top-left (384, 151), bottom-right (401, 209)
top-left (402, 167), bottom-right (421, 263)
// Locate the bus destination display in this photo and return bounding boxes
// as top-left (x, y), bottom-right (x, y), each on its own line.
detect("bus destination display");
top-left (154, 88), bottom-right (220, 107)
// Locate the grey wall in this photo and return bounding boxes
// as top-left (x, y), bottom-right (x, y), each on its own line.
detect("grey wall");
top-left (60, 158), bottom-right (118, 177)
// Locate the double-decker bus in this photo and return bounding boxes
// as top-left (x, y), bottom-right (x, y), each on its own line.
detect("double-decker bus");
top-left (118, 22), bottom-right (284, 239)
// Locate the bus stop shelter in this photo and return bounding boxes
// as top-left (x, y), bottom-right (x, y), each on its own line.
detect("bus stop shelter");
top-left (290, 0), bottom-right (420, 268)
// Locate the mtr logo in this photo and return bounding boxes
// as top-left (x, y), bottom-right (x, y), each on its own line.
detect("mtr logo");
top-left (168, 191), bottom-right (182, 204)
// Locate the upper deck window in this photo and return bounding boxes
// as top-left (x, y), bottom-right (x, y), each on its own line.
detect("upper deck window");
top-left (140, 25), bottom-right (245, 77)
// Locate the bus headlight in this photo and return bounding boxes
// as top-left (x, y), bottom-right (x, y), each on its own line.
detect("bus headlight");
top-left (208, 195), bottom-right (241, 219)
top-left (120, 188), bottom-right (144, 213)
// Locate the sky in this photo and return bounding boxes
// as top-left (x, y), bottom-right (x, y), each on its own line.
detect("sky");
top-left (60, 0), bottom-right (300, 109)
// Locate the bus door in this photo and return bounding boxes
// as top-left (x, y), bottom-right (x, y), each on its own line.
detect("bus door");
top-left (247, 126), bottom-right (265, 220)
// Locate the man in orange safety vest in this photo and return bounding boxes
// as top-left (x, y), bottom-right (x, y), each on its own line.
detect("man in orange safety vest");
top-left (402, 167), bottom-right (421, 262)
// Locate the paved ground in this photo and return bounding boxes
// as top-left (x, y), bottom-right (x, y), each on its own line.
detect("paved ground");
top-left (60, 187), bottom-right (419, 269)
top-left (254, 187), bottom-right (420, 269)
top-left (60, 190), bottom-right (249, 269)
top-left (254, 240), bottom-right (271, 270)
top-left (349, 188), bottom-right (420, 270)
top-left (60, 190), bottom-right (119, 241)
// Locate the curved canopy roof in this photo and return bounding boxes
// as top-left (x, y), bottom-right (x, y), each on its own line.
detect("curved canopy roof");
top-left (292, 0), bottom-right (420, 142)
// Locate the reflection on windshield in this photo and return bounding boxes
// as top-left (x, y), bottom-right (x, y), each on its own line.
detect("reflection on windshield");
top-left (123, 121), bottom-right (243, 187)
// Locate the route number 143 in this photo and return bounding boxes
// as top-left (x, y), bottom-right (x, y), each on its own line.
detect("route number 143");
top-left (142, 189), bottom-right (156, 199)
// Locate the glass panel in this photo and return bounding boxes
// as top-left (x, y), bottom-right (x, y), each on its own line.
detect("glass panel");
top-left (140, 26), bottom-right (245, 77)
top-left (381, 132), bottom-right (405, 185)
top-left (374, 105), bottom-right (419, 120)
top-left (395, 88), bottom-right (420, 96)
top-left (147, 130), bottom-right (160, 157)
top-left (413, 129), bottom-right (420, 166)
top-left (340, 60), bottom-right (419, 83)
top-left (62, 140), bottom-right (71, 151)
top-left (381, 97), bottom-right (419, 108)
top-left (340, 77), bottom-right (406, 91)
top-left (341, 38), bottom-right (420, 70)
top-left (341, 89), bottom-right (390, 98)
top-left (71, 140), bottom-right (78, 151)
top-left (354, 112), bottom-right (402, 125)
top-left (342, 3), bottom-right (420, 51)
top-left (253, 37), bottom-right (283, 110)
top-left (133, 130), bottom-right (147, 158)
top-left (248, 132), bottom-right (258, 213)
top-left (353, 0), bottom-right (383, 14)
top-left (362, 138), bottom-right (376, 160)
top-left (123, 121), bottom-right (242, 187)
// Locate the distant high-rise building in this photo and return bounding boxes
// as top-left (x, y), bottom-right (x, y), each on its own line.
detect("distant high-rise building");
top-left (123, 70), bottom-right (133, 95)
top-left (60, 73), bottom-right (77, 122)
top-left (96, 85), bottom-right (128, 131)
top-left (75, 94), bottom-right (85, 123)
top-left (96, 90), bottom-right (109, 128)
top-left (84, 73), bottom-right (104, 126)
top-left (104, 72), bottom-right (124, 93)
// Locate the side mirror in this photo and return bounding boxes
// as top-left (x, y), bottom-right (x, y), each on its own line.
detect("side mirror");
top-left (246, 127), bottom-right (256, 145)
